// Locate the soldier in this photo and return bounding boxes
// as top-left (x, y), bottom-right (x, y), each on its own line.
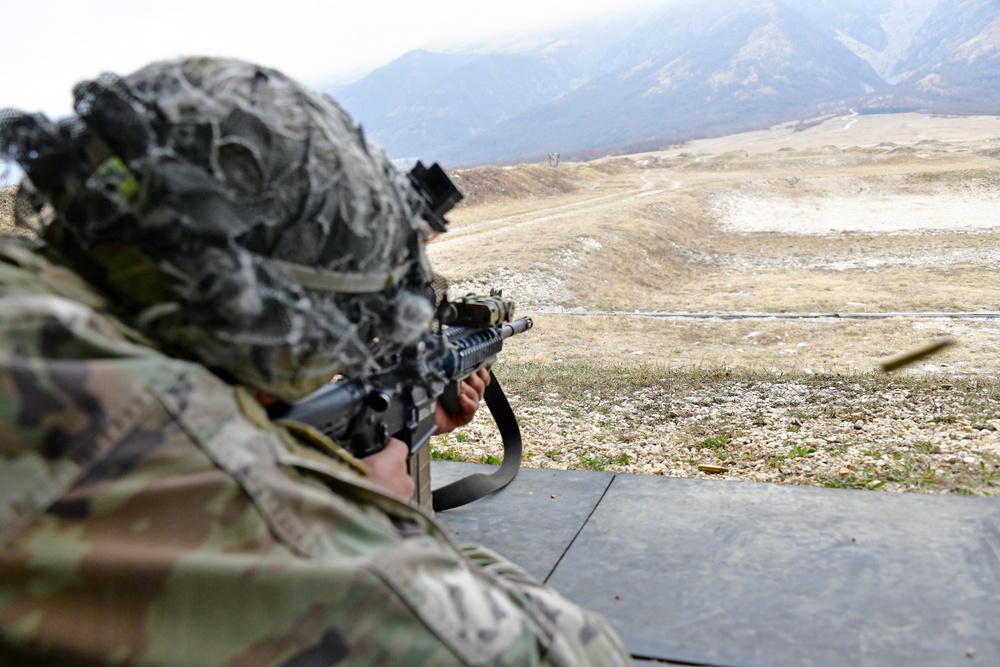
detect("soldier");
top-left (0, 57), bottom-right (631, 666)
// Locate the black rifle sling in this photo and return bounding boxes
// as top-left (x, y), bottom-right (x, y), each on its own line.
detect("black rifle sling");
top-left (432, 370), bottom-right (522, 511)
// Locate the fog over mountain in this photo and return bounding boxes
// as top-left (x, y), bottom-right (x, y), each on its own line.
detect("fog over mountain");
top-left (331, 0), bottom-right (1000, 167)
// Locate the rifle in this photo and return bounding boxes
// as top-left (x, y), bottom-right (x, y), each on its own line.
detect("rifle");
top-left (267, 161), bottom-right (531, 512)
top-left (267, 293), bottom-right (532, 512)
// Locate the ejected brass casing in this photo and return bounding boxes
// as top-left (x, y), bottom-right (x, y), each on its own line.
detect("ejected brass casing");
top-left (879, 337), bottom-right (956, 373)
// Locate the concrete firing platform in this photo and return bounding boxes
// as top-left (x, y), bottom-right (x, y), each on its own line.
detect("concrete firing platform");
top-left (431, 461), bottom-right (614, 581)
top-left (432, 461), bottom-right (1000, 667)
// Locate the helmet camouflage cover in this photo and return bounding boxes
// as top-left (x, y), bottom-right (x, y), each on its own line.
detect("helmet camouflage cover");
top-left (0, 57), bottom-right (440, 400)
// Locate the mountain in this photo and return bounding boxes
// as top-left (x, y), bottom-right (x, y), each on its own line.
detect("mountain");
top-left (877, 0), bottom-right (1000, 114)
top-left (335, 50), bottom-right (580, 161)
top-left (330, 0), bottom-right (1000, 167)
top-left (332, 16), bottom-right (644, 162)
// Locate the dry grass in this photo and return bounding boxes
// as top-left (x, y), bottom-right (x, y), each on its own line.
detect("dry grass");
top-left (494, 312), bottom-right (1000, 377)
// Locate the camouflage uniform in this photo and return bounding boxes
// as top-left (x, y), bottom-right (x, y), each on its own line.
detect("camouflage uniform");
top-left (0, 235), bottom-right (632, 665)
top-left (0, 56), bottom-right (632, 666)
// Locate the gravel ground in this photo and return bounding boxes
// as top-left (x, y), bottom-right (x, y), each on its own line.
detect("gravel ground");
top-left (433, 370), bottom-right (1000, 496)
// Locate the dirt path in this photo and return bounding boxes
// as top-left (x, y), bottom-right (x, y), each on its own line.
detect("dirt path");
top-left (433, 171), bottom-right (679, 250)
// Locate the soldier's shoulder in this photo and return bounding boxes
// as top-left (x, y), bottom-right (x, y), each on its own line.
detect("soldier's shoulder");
top-left (0, 234), bottom-right (110, 309)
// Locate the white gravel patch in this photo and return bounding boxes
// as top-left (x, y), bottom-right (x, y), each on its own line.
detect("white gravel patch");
top-left (713, 193), bottom-right (1000, 235)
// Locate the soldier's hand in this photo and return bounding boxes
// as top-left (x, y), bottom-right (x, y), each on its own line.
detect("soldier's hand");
top-left (364, 438), bottom-right (414, 498)
top-left (435, 368), bottom-right (490, 434)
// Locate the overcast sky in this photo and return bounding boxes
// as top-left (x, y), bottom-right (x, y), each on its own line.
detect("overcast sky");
top-left (3, 0), bottom-right (669, 117)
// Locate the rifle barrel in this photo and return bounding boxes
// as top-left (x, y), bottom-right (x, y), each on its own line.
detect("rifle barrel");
top-left (500, 317), bottom-right (533, 339)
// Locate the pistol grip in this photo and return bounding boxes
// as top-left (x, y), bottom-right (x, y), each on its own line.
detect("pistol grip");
top-left (440, 380), bottom-right (463, 414)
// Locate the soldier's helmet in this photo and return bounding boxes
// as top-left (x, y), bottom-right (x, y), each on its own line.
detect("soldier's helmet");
top-left (0, 57), bottom-right (444, 400)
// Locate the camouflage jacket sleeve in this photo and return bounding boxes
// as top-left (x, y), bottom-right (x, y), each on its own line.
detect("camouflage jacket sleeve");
top-left (0, 238), bottom-right (631, 667)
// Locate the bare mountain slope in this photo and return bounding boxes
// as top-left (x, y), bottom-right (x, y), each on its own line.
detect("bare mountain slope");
top-left (337, 0), bottom-right (1000, 166)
